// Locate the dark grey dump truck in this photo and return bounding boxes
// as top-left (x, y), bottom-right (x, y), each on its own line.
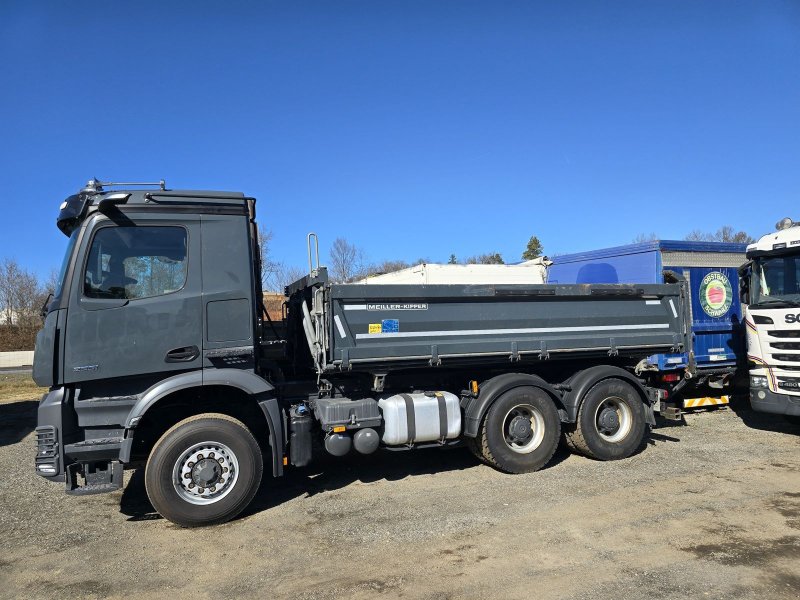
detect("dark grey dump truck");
top-left (33, 179), bottom-right (690, 527)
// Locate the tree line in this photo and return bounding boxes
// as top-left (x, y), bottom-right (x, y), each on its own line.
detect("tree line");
top-left (633, 226), bottom-right (755, 244)
top-left (261, 225), bottom-right (757, 287)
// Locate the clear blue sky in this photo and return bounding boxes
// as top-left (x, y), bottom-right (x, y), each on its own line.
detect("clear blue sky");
top-left (1, 1), bottom-right (798, 278)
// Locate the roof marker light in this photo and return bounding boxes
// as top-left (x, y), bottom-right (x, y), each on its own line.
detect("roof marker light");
top-left (776, 217), bottom-right (794, 231)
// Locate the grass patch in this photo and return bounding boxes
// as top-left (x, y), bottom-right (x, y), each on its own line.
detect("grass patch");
top-left (0, 373), bottom-right (46, 404)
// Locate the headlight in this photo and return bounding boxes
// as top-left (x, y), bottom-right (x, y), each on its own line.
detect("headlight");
top-left (750, 375), bottom-right (769, 389)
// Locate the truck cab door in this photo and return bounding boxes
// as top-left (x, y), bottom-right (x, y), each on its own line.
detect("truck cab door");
top-left (64, 214), bottom-right (203, 389)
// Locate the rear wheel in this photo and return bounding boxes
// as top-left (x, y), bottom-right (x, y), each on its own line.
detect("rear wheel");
top-left (564, 378), bottom-right (646, 460)
top-left (784, 415), bottom-right (800, 427)
top-left (145, 413), bottom-right (263, 527)
top-left (478, 387), bottom-right (561, 474)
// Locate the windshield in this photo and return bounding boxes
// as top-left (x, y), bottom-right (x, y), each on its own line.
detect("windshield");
top-left (752, 254), bottom-right (800, 307)
top-left (54, 229), bottom-right (80, 300)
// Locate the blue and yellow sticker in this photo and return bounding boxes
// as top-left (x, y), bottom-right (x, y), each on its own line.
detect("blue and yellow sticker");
top-left (369, 319), bottom-right (400, 334)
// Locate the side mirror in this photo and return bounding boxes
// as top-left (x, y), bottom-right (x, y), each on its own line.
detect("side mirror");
top-left (738, 262), bottom-right (751, 305)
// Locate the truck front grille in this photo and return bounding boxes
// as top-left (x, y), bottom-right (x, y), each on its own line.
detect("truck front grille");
top-left (769, 341), bottom-right (800, 351)
top-left (771, 354), bottom-right (800, 363)
top-left (768, 330), bottom-right (800, 338)
top-left (35, 426), bottom-right (59, 476)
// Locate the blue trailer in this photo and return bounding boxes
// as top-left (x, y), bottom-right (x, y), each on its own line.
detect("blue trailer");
top-left (549, 240), bottom-right (747, 409)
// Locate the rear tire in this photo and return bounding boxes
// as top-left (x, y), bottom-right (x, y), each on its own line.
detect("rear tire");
top-left (784, 415), bottom-right (800, 427)
top-left (478, 387), bottom-right (561, 474)
top-left (465, 436), bottom-right (489, 464)
top-left (564, 378), bottom-right (646, 461)
top-left (145, 413), bottom-right (263, 527)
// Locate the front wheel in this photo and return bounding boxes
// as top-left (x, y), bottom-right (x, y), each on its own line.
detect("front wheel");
top-left (145, 413), bottom-right (264, 527)
top-left (564, 378), bottom-right (646, 461)
top-left (478, 386), bottom-right (561, 474)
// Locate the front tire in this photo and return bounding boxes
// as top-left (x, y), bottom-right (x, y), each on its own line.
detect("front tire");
top-left (478, 386), bottom-right (561, 474)
top-left (564, 378), bottom-right (646, 461)
top-left (145, 413), bottom-right (264, 527)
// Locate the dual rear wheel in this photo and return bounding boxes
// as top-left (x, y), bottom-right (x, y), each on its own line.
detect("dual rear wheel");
top-left (564, 379), bottom-right (647, 461)
top-left (471, 379), bottom-right (647, 472)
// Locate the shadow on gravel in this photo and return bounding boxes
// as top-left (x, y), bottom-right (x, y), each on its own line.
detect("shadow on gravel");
top-left (0, 399), bottom-right (37, 447)
top-left (120, 442), bottom-right (572, 523)
top-left (728, 394), bottom-right (800, 435)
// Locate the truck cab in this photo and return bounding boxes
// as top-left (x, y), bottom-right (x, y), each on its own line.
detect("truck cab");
top-left (33, 180), bottom-right (282, 519)
top-left (740, 217), bottom-right (800, 421)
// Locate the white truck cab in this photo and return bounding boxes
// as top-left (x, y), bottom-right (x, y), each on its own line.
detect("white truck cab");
top-left (741, 217), bottom-right (800, 422)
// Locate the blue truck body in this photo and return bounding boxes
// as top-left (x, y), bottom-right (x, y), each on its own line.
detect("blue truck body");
top-left (549, 240), bottom-right (747, 373)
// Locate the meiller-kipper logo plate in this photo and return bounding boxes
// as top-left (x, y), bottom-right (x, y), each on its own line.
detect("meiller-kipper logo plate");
top-left (367, 303), bottom-right (428, 311)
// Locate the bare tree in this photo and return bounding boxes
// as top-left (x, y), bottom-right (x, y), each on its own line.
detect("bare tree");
top-left (685, 226), bottom-right (755, 244)
top-left (273, 263), bottom-right (306, 291)
top-left (684, 229), bottom-right (715, 242)
top-left (0, 258), bottom-right (43, 327)
top-left (715, 226), bottom-right (755, 244)
top-left (256, 228), bottom-right (306, 292)
top-left (329, 237), bottom-right (367, 282)
top-left (257, 229), bottom-right (278, 290)
top-left (632, 233), bottom-right (659, 243)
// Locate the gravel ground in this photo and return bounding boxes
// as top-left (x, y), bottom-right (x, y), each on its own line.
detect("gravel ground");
top-left (1, 395), bottom-right (798, 600)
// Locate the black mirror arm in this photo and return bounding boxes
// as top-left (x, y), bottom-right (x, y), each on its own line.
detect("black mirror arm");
top-left (40, 293), bottom-right (53, 319)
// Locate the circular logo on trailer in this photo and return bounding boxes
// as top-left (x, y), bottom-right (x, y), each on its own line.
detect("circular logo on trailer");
top-left (699, 271), bottom-right (733, 318)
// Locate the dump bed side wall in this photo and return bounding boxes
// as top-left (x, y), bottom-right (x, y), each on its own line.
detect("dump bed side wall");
top-left (326, 284), bottom-right (688, 368)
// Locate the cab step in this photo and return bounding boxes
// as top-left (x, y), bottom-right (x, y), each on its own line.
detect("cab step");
top-left (65, 460), bottom-right (123, 496)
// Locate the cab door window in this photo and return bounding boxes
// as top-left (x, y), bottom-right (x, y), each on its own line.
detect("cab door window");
top-left (83, 226), bottom-right (188, 300)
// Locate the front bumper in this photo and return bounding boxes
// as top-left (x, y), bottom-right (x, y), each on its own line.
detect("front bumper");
top-left (750, 388), bottom-right (800, 417)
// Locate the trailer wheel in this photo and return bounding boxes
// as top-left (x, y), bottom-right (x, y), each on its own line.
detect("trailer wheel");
top-left (478, 387), bottom-right (561, 474)
top-left (145, 413), bottom-right (263, 527)
top-left (564, 378), bottom-right (646, 461)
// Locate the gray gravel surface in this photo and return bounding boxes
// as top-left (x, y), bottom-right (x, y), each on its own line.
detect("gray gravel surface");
top-left (1, 396), bottom-right (798, 600)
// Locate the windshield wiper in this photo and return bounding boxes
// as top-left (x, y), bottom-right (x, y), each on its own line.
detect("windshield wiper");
top-left (751, 298), bottom-right (800, 309)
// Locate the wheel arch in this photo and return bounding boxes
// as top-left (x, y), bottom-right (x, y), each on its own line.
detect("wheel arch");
top-left (561, 365), bottom-right (652, 423)
top-left (462, 372), bottom-right (565, 438)
top-left (122, 369), bottom-right (284, 477)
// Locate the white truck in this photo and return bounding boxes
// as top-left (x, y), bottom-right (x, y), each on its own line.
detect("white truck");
top-left (740, 217), bottom-right (800, 424)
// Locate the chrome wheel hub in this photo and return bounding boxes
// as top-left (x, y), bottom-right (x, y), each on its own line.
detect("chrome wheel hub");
top-left (173, 441), bottom-right (239, 505)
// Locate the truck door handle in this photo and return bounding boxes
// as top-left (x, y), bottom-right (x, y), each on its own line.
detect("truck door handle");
top-left (165, 346), bottom-right (200, 363)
